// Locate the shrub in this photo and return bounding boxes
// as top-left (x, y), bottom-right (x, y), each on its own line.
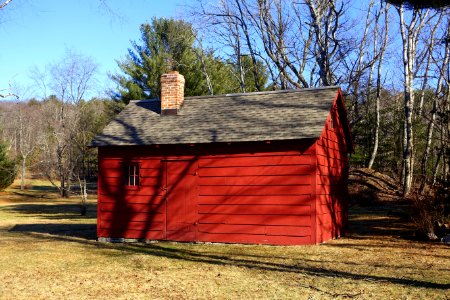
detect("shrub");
top-left (409, 186), bottom-right (450, 240)
top-left (0, 143), bottom-right (16, 190)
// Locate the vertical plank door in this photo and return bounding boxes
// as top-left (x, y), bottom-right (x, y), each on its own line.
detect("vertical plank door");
top-left (165, 160), bottom-right (198, 241)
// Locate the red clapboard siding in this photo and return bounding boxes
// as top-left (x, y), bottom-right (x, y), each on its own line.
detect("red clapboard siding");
top-left (199, 165), bottom-right (315, 177)
top-left (98, 228), bottom-right (164, 240)
top-left (100, 203), bottom-right (164, 213)
top-left (198, 204), bottom-right (311, 215)
top-left (101, 211), bottom-right (165, 223)
top-left (316, 145), bottom-right (344, 158)
top-left (199, 175), bottom-right (311, 186)
top-left (99, 219), bottom-right (164, 231)
top-left (317, 194), bottom-right (342, 205)
top-left (198, 224), bottom-right (266, 235)
top-left (315, 93), bottom-right (349, 244)
top-left (196, 232), bottom-right (312, 245)
top-left (99, 185), bottom-right (162, 195)
top-left (199, 185), bottom-right (312, 196)
top-left (197, 224), bottom-right (311, 237)
top-left (316, 185), bottom-right (345, 195)
top-left (100, 177), bottom-right (162, 187)
top-left (198, 214), bottom-right (312, 226)
top-left (99, 159), bottom-right (163, 169)
top-left (317, 165), bottom-right (343, 177)
top-left (316, 175), bottom-right (341, 186)
top-left (99, 168), bottom-right (164, 179)
top-left (198, 195), bottom-right (313, 206)
top-left (317, 155), bottom-right (344, 168)
top-left (266, 226), bottom-right (311, 237)
top-left (100, 194), bottom-right (164, 205)
top-left (199, 155), bottom-right (313, 168)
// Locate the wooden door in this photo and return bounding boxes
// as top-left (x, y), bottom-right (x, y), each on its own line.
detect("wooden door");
top-left (164, 160), bottom-right (198, 241)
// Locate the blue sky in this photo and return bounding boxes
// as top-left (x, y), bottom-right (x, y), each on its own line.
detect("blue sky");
top-left (0, 0), bottom-right (187, 99)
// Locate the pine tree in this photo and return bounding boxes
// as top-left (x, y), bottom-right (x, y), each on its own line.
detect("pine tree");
top-left (0, 143), bottom-right (16, 190)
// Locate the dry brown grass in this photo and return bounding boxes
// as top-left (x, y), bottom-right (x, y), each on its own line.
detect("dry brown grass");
top-left (0, 179), bottom-right (449, 299)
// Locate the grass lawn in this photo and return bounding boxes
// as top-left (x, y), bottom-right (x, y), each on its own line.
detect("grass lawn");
top-left (0, 179), bottom-right (449, 299)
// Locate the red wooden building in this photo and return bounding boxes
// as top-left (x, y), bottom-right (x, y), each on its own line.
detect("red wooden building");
top-left (91, 71), bottom-right (353, 245)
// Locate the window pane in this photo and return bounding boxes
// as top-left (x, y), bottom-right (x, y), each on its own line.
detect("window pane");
top-left (126, 164), bottom-right (139, 186)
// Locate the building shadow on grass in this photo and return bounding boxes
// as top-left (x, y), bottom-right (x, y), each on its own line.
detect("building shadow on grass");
top-left (5, 202), bottom-right (97, 240)
top-left (4, 203), bottom-right (97, 220)
top-left (10, 223), bottom-right (96, 240)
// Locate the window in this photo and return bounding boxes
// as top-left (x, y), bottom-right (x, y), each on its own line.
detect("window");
top-left (126, 164), bottom-right (140, 186)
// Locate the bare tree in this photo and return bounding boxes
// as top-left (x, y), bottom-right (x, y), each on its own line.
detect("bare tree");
top-left (304, 0), bottom-right (344, 86)
top-left (14, 104), bottom-right (44, 190)
top-left (34, 50), bottom-right (98, 198)
top-left (397, 4), bottom-right (432, 195)
top-left (368, 3), bottom-right (390, 169)
top-left (420, 16), bottom-right (450, 189)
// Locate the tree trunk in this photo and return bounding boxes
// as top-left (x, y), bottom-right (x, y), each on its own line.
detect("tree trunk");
top-left (420, 18), bottom-right (449, 190)
top-left (20, 156), bottom-right (26, 190)
top-left (431, 148), bottom-right (442, 187)
top-left (403, 87), bottom-right (414, 196)
top-left (368, 5), bottom-right (389, 169)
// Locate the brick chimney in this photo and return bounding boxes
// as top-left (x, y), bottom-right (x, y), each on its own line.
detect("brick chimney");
top-left (160, 71), bottom-right (185, 116)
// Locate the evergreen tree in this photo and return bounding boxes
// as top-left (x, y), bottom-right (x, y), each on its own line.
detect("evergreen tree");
top-left (0, 143), bottom-right (15, 190)
top-left (110, 18), bottom-right (268, 104)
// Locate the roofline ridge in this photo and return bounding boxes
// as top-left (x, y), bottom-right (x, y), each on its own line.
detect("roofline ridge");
top-left (185, 86), bottom-right (340, 100)
top-left (130, 99), bottom-right (159, 103)
top-left (127, 86), bottom-right (340, 103)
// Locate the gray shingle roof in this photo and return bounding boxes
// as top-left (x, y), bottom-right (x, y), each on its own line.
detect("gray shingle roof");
top-left (90, 86), bottom-right (340, 146)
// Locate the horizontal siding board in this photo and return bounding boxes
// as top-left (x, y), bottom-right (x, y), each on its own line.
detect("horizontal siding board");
top-left (198, 224), bottom-right (265, 235)
top-left (199, 155), bottom-right (313, 168)
top-left (198, 214), bottom-right (312, 226)
top-left (98, 229), bottom-right (164, 240)
top-left (100, 177), bottom-right (162, 187)
top-left (199, 175), bottom-right (311, 186)
top-left (196, 232), bottom-right (312, 245)
top-left (317, 156), bottom-right (344, 169)
top-left (318, 194), bottom-right (345, 205)
top-left (99, 220), bottom-right (164, 231)
top-left (100, 203), bottom-right (164, 213)
top-left (99, 159), bottom-right (163, 169)
top-left (197, 224), bottom-right (311, 237)
top-left (198, 204), bottom-right (311, 215)
top-left (316, 185), bottom-right (345, 195)
top-left (316, 146), bottom-right (345, 159)
top-left (316, 175), bottom-right (342, 186)
top-left (100, 168), bottom-right (164, 179)
top-left (198, 195), bottom-right (314, 206)
top-left (199, 185), bottom-right (313, 196)
top-left (265, 226), bottom-right (311, 237)
top-left (198, 165), bottom-right (315, 177)
top-left (100, 211), bottom-right (165, 222)
top-left (99, 185), bottom-right (162, 195)
top-left (99, 194), bottom-right (164, 205)
top-left (317, 165), bottom-right (342, 177)
top-left (200, 147), bottom-right (316, 158)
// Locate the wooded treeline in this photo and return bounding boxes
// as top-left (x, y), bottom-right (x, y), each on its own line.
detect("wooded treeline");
top-left (188, 0), bottom-right (449, 198)
top-left (0, 0), bottom-right (449, 207)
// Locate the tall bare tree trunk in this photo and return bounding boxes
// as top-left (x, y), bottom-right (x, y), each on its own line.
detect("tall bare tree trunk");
top-left (20, 156), bottom-right (26, 190)
top-left (368, 4), bottom-right (389, 169)
top-left (398, 6), bottom-right (430, 195)
top-left (420, 18), bottom-right (449, 190)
